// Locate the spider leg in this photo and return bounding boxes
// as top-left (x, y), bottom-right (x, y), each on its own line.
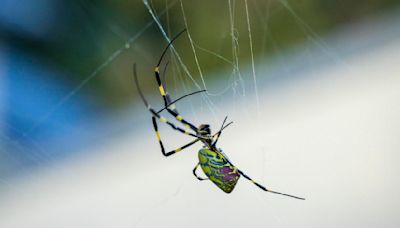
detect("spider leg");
top-left (153, 29), bottom-right (199, 132)
top-left (193, 163), bottom-right (208, 181)
top-left (160, 61), bottom-right (179, 114)
top-left (150, 107), bottom-right (231, 157)
top-left (212, 116), bottom-right (231, 147)
top-left (154, 65), bottom-right (198, 132)
top-left (237, 169), bottom-right (305, 200)
top-left (157, 61), bottom-right (206, 114)
top-left (153, 117), bottom-right (201, 157)
top-left (156, 89), bottom-right (206, 114)
top-left (133, 64), bottom-right (204, 140)
top-left (150, 113), bottom-right (231, 157)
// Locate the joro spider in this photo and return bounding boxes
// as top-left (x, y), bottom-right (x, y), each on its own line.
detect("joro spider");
top-left (133, 29), bottom-right (305, 200)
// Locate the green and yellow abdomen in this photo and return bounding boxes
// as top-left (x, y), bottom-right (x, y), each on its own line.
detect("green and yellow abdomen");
top-left (198, 148), bottom-right (240, 193)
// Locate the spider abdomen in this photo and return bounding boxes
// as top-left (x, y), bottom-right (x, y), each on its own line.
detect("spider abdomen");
top-left (198, 148), bottom-right (240, 193)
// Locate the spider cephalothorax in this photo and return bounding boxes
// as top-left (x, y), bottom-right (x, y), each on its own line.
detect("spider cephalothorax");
top-left (133, 29), bottom-right (305, 200)
top-left (197, 124), bottom-right (211, 135)
top-left (197, 124), bottom-right (211, 137)
top-left (197, 124), bottom-right (213, 147)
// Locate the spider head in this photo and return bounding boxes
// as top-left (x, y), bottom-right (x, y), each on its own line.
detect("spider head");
top-left (197, 124), bottom-right (211, 138)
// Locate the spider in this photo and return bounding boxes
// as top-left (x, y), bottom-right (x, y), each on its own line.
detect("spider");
top-left (133, 29), bottom-right (305, 200)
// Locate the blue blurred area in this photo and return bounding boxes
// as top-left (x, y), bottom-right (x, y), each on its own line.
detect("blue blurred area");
top-left (0, 0), bottom-right (64, 40)
top-left (0, 0), bottom-right (104, 177)
top-left (5, 48), bottom-right (93, 145)
top-left (0, 46), bottom-right (103, 175)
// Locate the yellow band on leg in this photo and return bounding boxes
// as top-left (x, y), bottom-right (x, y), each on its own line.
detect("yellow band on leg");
top-left (155, 131), bottom-right (161, 141)
top-left (159, 86), bottom-right (165, 96)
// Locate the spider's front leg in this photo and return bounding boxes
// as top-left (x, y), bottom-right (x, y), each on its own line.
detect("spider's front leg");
top-left (133, 63), bottom-right (202, 140)
top-left (154, 66), bottom-right (198, 132)
top-left (152, 28), bottom-right (199, 132)
top-left (152, 116), bottom-right (201, 157)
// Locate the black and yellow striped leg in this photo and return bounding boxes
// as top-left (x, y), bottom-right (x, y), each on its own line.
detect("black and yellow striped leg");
top-left (152, 117), bottom-right (201, 157)
top-left (237, 170), bottom-right (305, 200)
top-left (152, 116), bottom-right (166, 153)
top-left (156, 89), bottom-right (206, 115)
top-left (158, 61), bottom-right (179, 114)
top-left (154, 28), bottom-right (187, 112)
top-left (193, 163), bottom-right (208, 181)
top-left (152, 29), bottom-right (199, 132)
top-left (162, 138), bottom-right (200, 156)
top-left (154, 67), bottom-right (171, 108)
top-left (133, 63), bottom-right (203, 140)
top-left (154, 67), bottom-right (198, 132)
top-left (149, 106), bottom-right (201, 138)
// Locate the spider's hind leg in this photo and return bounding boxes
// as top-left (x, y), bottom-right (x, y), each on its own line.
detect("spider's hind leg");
top-left (238, 169), bottom-right (305, 200)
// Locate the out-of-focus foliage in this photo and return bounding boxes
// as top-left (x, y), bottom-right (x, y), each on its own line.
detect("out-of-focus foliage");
top-left (2, 0), bottom-right (399, 109)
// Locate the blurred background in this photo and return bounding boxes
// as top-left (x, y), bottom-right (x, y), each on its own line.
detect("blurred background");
top-left (1, 0), bottom-right (400, 227)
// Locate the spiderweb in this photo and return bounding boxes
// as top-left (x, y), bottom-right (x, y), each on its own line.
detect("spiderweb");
top-left (0, 0), bottom-right (343, 188)
top-left (0, 0), bottom-right (352, 222)
top-left (2, 1), bottom-right (400, 227)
